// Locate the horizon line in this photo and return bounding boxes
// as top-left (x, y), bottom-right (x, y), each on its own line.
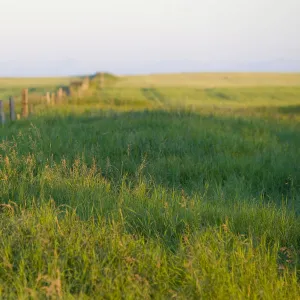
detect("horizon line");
top-left (1, 70), bottom-right (300, 79)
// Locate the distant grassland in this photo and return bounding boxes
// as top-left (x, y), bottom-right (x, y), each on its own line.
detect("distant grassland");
top-left (0, 73), bottom-right (300, 299)
top-left (0, 77), bottom-right (73, 88)
top-left (1, 72), bottom-right (300, 90)
top-left (117, 72), bottom-right (300, 88)
top-left (0, 77), bottom-right (74, 100)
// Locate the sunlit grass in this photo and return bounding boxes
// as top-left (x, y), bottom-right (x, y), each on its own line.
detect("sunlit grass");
top-left (0, 77), bottom-right (74, 88)
top-left (116, 72), bottom-right (300, 88)
top-left (0, 73), bottom-right (300, 298)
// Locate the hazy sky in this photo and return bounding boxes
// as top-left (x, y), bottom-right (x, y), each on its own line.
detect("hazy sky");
top-left (0, 0), bottom-right (300, 76)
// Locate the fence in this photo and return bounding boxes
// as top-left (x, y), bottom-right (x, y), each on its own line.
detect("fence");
top-left (0, 87), bottom-right (66, 125)
top-left (0, 73), bottom-right (106, 125)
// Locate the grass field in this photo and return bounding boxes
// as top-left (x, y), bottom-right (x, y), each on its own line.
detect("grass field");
top-left (117, 72), bottom-right (300, 88)
top-left (0, 73), bottom-right (300, 299)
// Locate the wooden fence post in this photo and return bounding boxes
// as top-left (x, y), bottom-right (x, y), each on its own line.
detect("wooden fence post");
top-left (0, 100), bottom-right (5, 125)
top-left (21, 88), bottom-right (29, 118)
top-left (9, 97), bottom-right (16, 121)
top-left (46, 92), bottom-right (51, 105)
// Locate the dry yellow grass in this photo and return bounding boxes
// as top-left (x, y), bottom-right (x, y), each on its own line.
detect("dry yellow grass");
top-left (0, 77), bottom-right (74, 88)
top-left (2, 73), bottom-right (300, 89)
top-left (116, 72), bottom-right (300, 88)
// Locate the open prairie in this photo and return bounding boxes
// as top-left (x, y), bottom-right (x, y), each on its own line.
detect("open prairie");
top-left (0, 73), bottom-right (300, 299)
top-left (117, 72), bottom-right (300, 87)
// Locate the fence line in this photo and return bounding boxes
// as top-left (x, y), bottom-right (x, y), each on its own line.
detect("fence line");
top-left (0, 72), bottom-right (105, 125)
top-left (0, 88), bottom-right (66, 125)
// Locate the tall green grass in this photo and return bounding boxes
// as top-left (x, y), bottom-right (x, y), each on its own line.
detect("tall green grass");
top-left (0, 79), bottom-right (300, 298)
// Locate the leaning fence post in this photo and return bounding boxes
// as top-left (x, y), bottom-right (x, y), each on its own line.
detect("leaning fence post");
top-left (21, 88), bottom-right (29, 118)
top-left (0, 100), bottom-right (5, 125)
top-left (9, 97), bottom-right (16, 121)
